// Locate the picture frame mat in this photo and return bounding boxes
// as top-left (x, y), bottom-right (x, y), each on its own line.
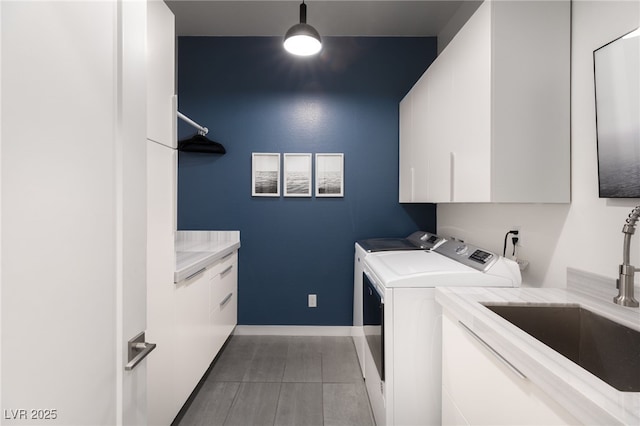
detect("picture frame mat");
top-left (315, 153), bottom-right (344, 197)
top-left (284, 153), bottom-right (312, 197)
top-left (252, 152), bottom-right (281, 197)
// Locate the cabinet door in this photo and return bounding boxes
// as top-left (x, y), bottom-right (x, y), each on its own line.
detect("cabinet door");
top-left (147, 0), bottom-right (176, 148)
top-left (146, 3), bottom-right (177, 423)
top-left (442, 313), bottom-right (579, 425)
top-left (174, 269), bottom-right (212, 408)
top-left (399, 91), bottom-right (414, 202)
top-left (490, 0), bottom-right (570, 203)
top-left (146, 142), bottom-right (178, 426)
top-left (411, 75), bottom-right (431, 201)
top-left (400, 74), bottom-right (431, 202)
top-left (448, 0), bottom-right (492, 202)
top-left (425, 58), bottom-right (453, 203)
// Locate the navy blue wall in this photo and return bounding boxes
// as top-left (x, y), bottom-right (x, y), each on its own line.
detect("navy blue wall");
top-left (177, 37), bottom-right (437, 326)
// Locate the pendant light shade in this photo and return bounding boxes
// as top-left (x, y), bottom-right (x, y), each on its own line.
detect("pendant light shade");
top-left (284, 1), bottom-right (322, 56)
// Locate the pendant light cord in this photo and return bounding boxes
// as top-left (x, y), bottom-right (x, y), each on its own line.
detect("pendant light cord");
top-left (300, 1), bottom-right (307, 23)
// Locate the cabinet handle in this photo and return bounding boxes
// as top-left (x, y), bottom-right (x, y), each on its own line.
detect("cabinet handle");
top-left (171, 95), bottom-right (178, 147)
top-left (221, 252), bottom-right (234, 261)
top-left (220, 292), bottom-right (233, 307)
top-left (458, 321), bottom-right (527, 380)
top-left (221, 265), bottom-right (233, 276)
top-left (183, 267), bottom-right (206, 281)
top-left (449, 152), bottom-right (455, 202)
top-left (410, 167), bottom-right (415, 202)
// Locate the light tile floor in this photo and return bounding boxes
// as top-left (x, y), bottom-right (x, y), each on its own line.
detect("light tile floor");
top-left (175, 335), bottom-right (375, 426)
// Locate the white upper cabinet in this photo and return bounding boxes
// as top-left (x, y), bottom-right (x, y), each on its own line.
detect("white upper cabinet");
top-left (399, 73), bottom-right (432, 203)
top-left (425, 58), bottom-right (454, 203)
top-left (399, 0), bottom-right (570, 203)
top-left (399, 90), bottom-right (414, 202)
top-left (147, 0), bottom-right (176, 148)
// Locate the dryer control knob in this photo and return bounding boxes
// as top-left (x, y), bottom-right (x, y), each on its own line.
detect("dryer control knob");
top-left (455, 245), bottom-right (468, 255)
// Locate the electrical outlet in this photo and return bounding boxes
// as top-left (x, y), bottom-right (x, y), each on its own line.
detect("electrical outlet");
top-left (511, 225), bottom-right (522, 247)
top-left (308, 294), bottom-right (317, 308)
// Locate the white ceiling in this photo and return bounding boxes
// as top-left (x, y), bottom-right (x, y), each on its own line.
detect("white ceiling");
top-left (166, 0), bottom-right (478, 37)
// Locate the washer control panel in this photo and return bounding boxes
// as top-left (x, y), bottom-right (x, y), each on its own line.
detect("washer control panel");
top-left (407, 231), bottom-right (446, 251)
top-left (434, 240), bottom-right (498, 272)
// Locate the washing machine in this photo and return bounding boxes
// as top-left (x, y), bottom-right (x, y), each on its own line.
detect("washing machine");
top-left (352, 231), bottom-right (445, 376)
top-left (360, 239), bottom-right (521, 426)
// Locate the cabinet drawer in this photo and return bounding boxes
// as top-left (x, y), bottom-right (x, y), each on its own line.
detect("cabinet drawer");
top-left (209, 250), bottom-right (237, 276)
top-left (210, 261), bottom-right (237, 356)
top-left (212, 284), bottom-right (237, 329)
top-left (210, 261), bottom-right (236, 312)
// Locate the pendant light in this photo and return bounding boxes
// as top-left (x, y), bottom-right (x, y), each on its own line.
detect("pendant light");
top-left (283, 1), bottom-right (322, 56)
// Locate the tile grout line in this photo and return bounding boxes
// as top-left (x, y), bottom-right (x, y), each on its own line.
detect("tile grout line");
top-left (221, 381), bottom-right (241, 426)
top-left (271, 382), bottom-right (283, 426)
top-left (271, 336), bottom-right (289, 426)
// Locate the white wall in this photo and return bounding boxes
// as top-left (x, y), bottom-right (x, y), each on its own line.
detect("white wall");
top-left (438, 0), bottom-right (640, 288)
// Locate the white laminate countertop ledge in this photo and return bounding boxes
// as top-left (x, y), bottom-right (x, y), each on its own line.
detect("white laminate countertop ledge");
top-left (174, 231), bottom-right (240, 283)
top-left (435, 286), bottom-right (640, 426)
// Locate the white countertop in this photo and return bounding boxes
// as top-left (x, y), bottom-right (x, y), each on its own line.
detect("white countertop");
top-left (174, 231), bottom-right (240, 282)
top-left (435, 280), bottom-right (640, 425)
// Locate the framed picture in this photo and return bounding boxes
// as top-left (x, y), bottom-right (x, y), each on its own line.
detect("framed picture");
top-left (252, 153), bottom-right (280, 197)
top-left (594, 27), bottom-right (640, 198)
top-left (315, 153), bottom-right (344, 197)
top-left (284, 153), bottom-right (312, 197)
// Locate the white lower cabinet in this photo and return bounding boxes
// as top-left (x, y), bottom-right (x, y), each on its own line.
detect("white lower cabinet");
top-left (174, 267), bottom-right (213, 407)
top-left (148, 244), bottom-right (238, 425)
top-left (210, 252), bottom-right (238, 356)
top-left (441, 312), bottom-right (580, 425)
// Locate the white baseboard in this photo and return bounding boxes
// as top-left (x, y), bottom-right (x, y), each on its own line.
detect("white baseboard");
top-left (233, 325), bottom-right (354, 336)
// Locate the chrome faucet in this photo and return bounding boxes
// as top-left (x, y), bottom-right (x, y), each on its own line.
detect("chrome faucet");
top-left (615, 205), bottom-right (640, 307)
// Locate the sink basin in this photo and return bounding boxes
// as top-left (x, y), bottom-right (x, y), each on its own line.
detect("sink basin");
top-left (483, 304), bottom-right (640, 392)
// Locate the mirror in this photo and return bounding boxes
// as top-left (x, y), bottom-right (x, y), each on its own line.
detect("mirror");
top-left (593, 28), bottom-right (640, 198)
